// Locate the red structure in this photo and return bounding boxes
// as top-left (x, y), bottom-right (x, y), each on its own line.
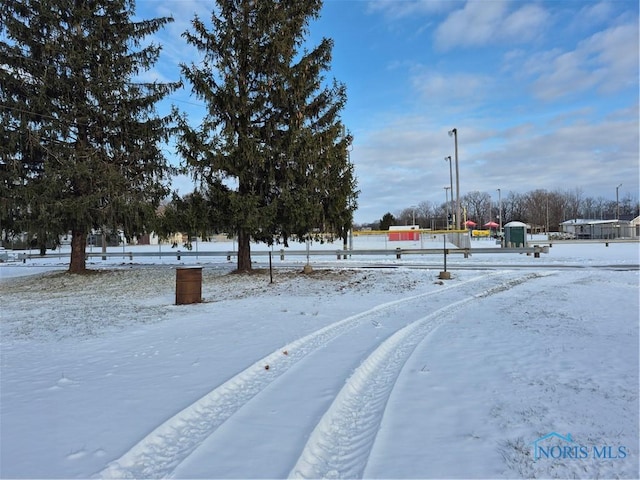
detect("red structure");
top-left (388, 226), bottom-right (420, 241)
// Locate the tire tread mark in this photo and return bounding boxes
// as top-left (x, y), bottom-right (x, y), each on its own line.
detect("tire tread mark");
top-left (97, 272), bottom-right (507, 479)
top-left (288, 272), bottom-right (552, 479)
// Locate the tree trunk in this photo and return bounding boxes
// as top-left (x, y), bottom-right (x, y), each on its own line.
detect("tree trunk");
top-left (236, 228), bottom-right (252, 272)
top-left (69, 228), bottom-right (87, 273)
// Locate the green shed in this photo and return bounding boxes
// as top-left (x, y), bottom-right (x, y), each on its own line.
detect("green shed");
top-left (504, 221), bottom-right (527, 247)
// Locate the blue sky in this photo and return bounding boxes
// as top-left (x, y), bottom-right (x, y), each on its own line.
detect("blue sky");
top-left (138, 0), bottom-right (639, 224)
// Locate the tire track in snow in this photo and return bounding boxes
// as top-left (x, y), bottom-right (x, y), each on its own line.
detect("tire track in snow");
top-left (288, 272), bottom-right (554, 479)
top-left (97, 272), bottom-right (503, 479)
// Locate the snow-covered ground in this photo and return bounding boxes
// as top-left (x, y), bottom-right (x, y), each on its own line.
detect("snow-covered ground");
top-left (1, 237), bottom-right (638, 479)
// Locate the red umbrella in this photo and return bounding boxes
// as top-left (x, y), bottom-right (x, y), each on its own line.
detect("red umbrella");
top-left (465, 220), bottom-right (477, 227)
top-left (484, 221), bottom-right (499, 228)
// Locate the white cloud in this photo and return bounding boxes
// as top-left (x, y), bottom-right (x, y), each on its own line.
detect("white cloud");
top-left (433, 0), bottom-right (549, 51)
top-left (501, 4), bottom-right (549, 39)
top-left (409, 70), bottom-right (494, 107)
top-left (570, 1), bottom-right (615, 30)
top-left (527, 50), bottom-right (599, 100)
top-left (582, 22), bottom-right (639, 93)
top-left (528, 21), bottom-right (639, 100)
top-left (366, 0), bottom-right (454, 19)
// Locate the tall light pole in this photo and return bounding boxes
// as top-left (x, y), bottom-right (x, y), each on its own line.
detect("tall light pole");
top-left (448, 128), bottom-right (460, 230)
top-left (444, 186), bottom-right (451, 230)
top-left (445, 156), bottom-right (454, 224)
top-left (615, 183), bottom-right (622, 221)
top-left (496, 188), bottom-right (502, 232)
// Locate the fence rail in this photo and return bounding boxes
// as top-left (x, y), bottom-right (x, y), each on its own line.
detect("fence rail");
top-left (14, 245), bottom-right (549, 263)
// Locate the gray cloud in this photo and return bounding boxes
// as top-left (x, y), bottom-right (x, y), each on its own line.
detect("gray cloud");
top-left (350, 105), bottom-right (638, 223)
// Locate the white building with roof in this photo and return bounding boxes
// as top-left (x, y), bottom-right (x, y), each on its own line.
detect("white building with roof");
top-left (559, 219), bottom-right (635, 239)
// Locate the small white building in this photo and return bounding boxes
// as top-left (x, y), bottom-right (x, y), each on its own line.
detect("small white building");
top-left (559, 219), bottom-right (635, 239)
top-left (631, 216), bottom-right (640, 238)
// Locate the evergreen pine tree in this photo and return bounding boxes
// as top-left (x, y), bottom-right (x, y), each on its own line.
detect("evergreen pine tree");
top-left (179, 0), bottom-right (357, 272)
top-left (0, 0), bottom-right (178, 272)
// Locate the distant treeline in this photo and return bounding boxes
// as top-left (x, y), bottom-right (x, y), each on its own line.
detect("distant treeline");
top-left (367, 188), bottom-right (639, 231)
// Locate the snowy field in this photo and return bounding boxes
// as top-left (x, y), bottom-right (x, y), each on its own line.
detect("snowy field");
top-left (1, 237), bottom-right (638, 479)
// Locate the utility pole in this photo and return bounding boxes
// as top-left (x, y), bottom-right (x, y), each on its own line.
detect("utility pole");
top-left (444, 186), bottom-right (451, 230)
top-left (445, 156), bottom-right (454, 225)
top-left (616, 183), bottom-right (622, 220)
top-left (448, 128), bottom-right (461, 230)
top-left (497, 188), bottom-right (502, 232)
